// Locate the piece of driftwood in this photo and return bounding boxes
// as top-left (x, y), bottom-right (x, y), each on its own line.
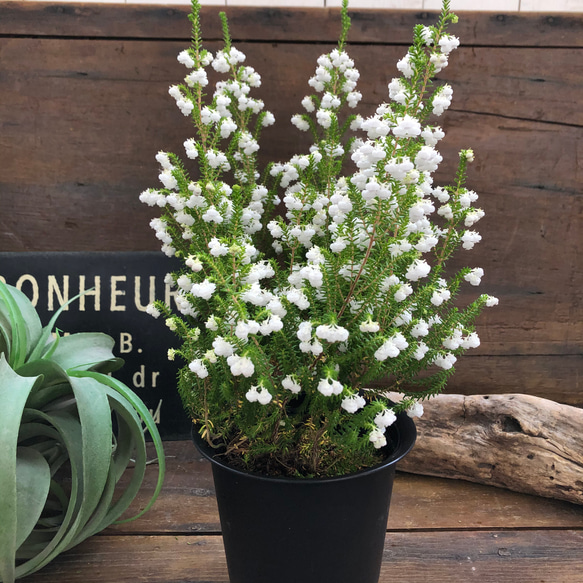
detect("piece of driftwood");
top-left (395, 393), bottom-right (583, 505)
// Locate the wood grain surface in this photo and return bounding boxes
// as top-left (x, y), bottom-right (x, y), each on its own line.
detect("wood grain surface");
top-left (0, 5), bottom-right (581, 398)
top-left (0, 3), bottom-right (582, 46)
top-left (19, 441), bottom-right (583, 583)
top-left (19, 531), bottom-right (583, 583)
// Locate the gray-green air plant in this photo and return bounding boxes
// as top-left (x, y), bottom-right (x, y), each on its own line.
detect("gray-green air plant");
top-left (0, 281), bottom-right (165, 582)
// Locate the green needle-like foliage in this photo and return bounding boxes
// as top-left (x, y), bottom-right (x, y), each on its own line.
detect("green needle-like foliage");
top-left (141, 0), bottom-right (497, 477)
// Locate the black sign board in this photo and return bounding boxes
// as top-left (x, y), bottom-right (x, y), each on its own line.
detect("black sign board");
top-left (0, 251), bottom-right (191, 439)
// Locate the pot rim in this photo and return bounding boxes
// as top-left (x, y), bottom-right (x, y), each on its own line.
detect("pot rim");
top-left (192, 411), bottom-right (416, 484)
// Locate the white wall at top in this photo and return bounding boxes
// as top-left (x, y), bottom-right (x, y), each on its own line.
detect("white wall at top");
top-left (11, 0), bottom-right (583, 11)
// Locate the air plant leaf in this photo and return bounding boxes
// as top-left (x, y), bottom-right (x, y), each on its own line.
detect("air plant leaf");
top-left (14, 408), bottom-right (86, 578)
top-left (0, 283), bottom-right (42, 369)
top-left (42, 333), bottom-right (123, 374)
top-left (0, 307), bottom-right (11, 357)
top-left (15, 448), bottom-right (51, 550)
top-left (0, 282), bottom-right (165, 581)
top-left (71, 370), bottom-right (166, 525)
top-left (15, 359), bottom-right (68, 386)
top-left (27, 288), bottom-right (94, 364)
top-left (66, 375), bottom-right (115, 524)
top-left (0, 356), bottom-right (41, 583)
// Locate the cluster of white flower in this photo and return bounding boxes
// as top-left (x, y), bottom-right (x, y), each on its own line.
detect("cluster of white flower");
top-left (359, 317), bottom-right (380, 333)
top-left (341, 394), bottom-right (366, 414)
top-left (141, 3), bottom-right (499, 470)
top-left (246, 384), bottom-right (272, 405)
top-left (317, 376), bottom-right (344, 397)
top-left (400, 25), bottom-right (460, 81)
top-left (432, 85), bottom-right (453, 116)
top-left (307, 49), bottom-right (361, 107)
top-left (431, 282), bottom-right (451, 306)
top-left (169, 85), bottom-right (194, 117)
top-left (227, 354), bottom-right (255, 377)
top-left (139, 188), bottom-right (166, 208)
top-left (155, 36), bottom-right (277, 246)
top-left (464, 267), bottom-right (484, 286)
top-left (369, 398), bottom-right (423, 448)
top-left (368, 408), bottom-right (397, 448)
top-left (191, 279), bottom-right (216, 300)
top-left (405, 259), bottom-right (432, 282)
top-left (316, 324), bottom-right (349, 343)
top-left (296, 320), bottom-right (323, 355)
top-left (282, 375), bottom-right (302, 394)
top-left (374, 333), bottom-right (409, 362)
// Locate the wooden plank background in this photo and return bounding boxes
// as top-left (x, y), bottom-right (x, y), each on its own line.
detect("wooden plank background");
top-left (0, 3), bottom-right (581, 404)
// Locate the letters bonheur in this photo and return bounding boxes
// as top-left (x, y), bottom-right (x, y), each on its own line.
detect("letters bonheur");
top-left (0, 274), bottom-right (178, 312)
top-left (0, 273), bottom-right (174, 426)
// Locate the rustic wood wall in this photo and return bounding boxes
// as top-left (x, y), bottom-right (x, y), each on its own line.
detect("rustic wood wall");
top-left (0, 3), bottom-right (581, 405)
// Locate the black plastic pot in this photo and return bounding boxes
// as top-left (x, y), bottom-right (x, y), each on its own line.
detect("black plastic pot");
top-left (193, 413), bottom-right (416, 583)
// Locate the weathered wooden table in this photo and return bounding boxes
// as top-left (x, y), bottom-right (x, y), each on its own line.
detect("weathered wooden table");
top-left (23, 441), bottom-right (583, 583)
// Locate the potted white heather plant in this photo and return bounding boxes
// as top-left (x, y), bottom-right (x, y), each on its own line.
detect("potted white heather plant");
top-left (140, 1), bottom-right (497, 581)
